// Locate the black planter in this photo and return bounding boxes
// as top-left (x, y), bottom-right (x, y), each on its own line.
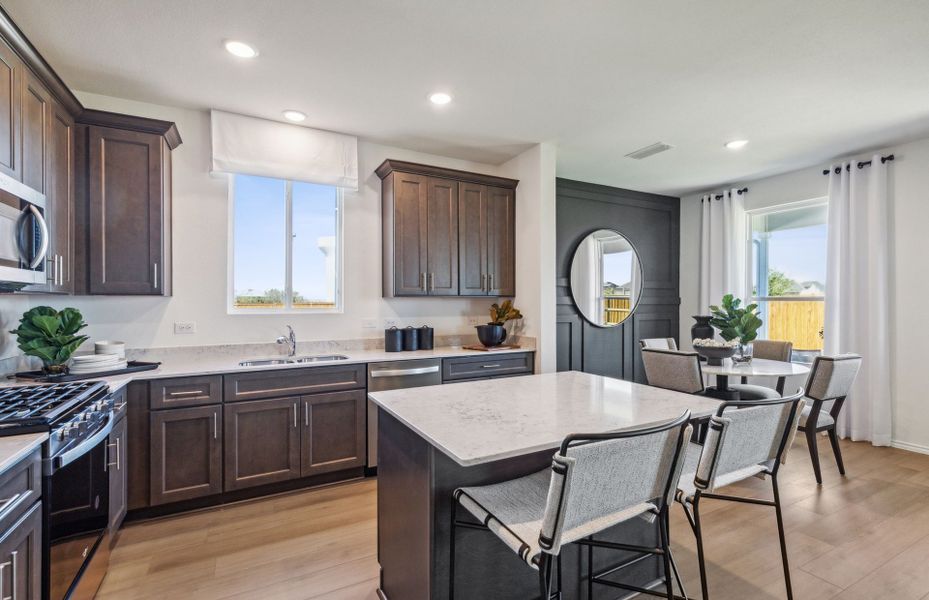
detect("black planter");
top-left (476, 324), bottom-right (507, 347)
top-left (691, 315), bottom-right (714, 341)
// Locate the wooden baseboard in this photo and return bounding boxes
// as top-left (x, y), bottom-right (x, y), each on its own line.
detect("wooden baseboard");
top-left (892, 440), bottom-right (929, 455)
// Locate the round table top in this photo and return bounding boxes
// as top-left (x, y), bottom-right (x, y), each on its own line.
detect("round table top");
top-left (701, 357), bottom-right (810, 378)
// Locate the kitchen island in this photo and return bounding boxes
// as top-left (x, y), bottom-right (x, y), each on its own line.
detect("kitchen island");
top-left (369, 371), bottom-right (722, 600)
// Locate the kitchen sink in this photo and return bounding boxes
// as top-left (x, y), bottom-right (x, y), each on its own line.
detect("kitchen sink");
top-left (238, 354), bottom-right (349, 367)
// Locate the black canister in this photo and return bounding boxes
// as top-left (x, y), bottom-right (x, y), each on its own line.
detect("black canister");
top-left (417, 325), bottom-right (434, 350)
top-left (384, 327), bottom-right (403, 352)
top-left (402, 326), bottom-right (420, 351)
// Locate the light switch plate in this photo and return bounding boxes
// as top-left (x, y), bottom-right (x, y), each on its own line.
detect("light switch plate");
top-left (383, 318), bottom-right (399, 328)
top-left (174, 321), bottom-right (196, 335)
top-left (362, 318), bottom-right (378, 329)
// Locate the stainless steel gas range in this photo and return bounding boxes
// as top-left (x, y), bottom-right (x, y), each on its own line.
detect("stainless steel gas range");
top-left (0, 381), bottom-right (120, 600)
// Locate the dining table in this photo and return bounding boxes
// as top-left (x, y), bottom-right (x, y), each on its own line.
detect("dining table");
top-left (701, 357), bottom-right (811, 399)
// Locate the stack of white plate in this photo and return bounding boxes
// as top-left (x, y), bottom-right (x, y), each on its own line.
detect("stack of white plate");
top-left (69, 353), bottom-right (128, 374)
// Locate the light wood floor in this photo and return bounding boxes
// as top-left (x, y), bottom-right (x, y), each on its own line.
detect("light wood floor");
top-left (97, 437), bottom-right (929, 600)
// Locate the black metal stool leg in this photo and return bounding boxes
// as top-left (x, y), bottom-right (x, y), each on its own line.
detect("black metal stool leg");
top-left (772, 477), bottom-right (793, 600)
top-left (659, 509), bottom-right (675, 600)
top-left (449, 500), bottom-right (458, 600)
top-left (691, 495), bottom-right (710, 600)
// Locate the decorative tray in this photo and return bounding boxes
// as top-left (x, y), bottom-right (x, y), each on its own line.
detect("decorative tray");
top-left (11, 360), bottom-right (161, 383)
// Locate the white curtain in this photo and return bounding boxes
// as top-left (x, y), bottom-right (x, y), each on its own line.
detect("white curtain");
top-left (824, 155), bottom-right (892, 445)
top-left (699, 188), bottom-right (747, 314)
top-left (210, 110), bottom-right (358, 189)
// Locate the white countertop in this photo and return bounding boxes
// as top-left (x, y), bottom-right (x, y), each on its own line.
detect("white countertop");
top-left (0, 432), bottom-right (46, 475)
top-left (369, 371), bottom-right (722, 466)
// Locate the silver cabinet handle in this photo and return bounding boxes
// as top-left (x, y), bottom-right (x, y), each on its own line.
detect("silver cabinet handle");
top-left (480, 273), bottom-right (486, 291)
top-left (0, 493), bottom-right (21, 519)
top-left (0, 556), bottom-right (8, 600)
top-left (489, 273), bottom-right (494, 291)
top-left (369, 365), bottom-right (440, 378)
top-left (304, 401), bottom-right (309, 427)
top-left (213, 412), bottom-right (218, 439)
top-left (293, 402), bottom-right (297, 428)
top-left (420, 272), bottom-right (427, 292)
top-left (107, 438), bottom-right (120, 470)
top-left (58, 254), bottom-right (63, 286)
top-left (429, 273), bottom-right (435, 291)
top-left (46, 256), bottom-right (55, 282)
top-left (10, 550), bottom-right (16, 600)
top-left (153, 262), bottom-right (159, 289)
top-left (481, 364), bottom-right (502, 369)
top-left (168, 390), bottom-right (205, 397)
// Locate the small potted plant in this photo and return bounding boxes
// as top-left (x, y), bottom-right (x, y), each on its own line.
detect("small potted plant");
top-left (708, 294), bottom-right (763, 364)
top-left (9, 306), bottom-right (89, 375)
top-left (477, 300), bottom-right (523, 347)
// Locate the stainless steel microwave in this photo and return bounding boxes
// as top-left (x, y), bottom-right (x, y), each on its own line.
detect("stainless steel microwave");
top-left (0, 171), bottom-right (48, 291)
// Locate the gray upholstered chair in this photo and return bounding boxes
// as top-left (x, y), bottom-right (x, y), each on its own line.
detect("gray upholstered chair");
top-left (676, 391), bottom-right (806, 600)
top-left (641, 348), bottom-right (705, 394)
top-left (640, 337), bottom-right (678, 351)
top-left (798, 354), bottom-right (862, 484)
top-left (741, 339), bottom-right (794, 393)
top-left (450, 411), bottom-right (693, 600)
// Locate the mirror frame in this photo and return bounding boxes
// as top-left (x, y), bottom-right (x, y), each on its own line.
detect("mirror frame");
top-left (568, 228), bottom-right (644, 328)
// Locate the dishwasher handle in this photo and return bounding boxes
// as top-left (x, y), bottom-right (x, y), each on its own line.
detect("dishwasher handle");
top-left (369, 365), bottom-right (440, 378)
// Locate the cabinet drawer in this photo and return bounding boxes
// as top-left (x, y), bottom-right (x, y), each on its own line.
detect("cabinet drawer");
top-left (150, 376), bottom-right (222, 409)
top-left (0, 448), bottom-right (41, 535)
top-left (442, 352), bottom-right (534, 382)
top-left (224, 364), bottom-right (365, 403)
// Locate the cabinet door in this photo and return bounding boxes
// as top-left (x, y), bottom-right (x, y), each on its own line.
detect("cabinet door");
top-left (392, 172), bottom-right (428, 295)
top-left (301, 390), bottom-right (365, 477)
top-left (458, 182), bottom-right (487, 296)
top-left (0, 38), bottom-right (21, 181)
top-left (486, 186), bottom-right (516, 296)
top-left (21, 70), bottom-right (49, 196)
top-left (0, 502), bottom-right (41, 600)
top-left (107, 415), bottom-right (128, 535)
top-left (224, 398), bottom-right (301, 491)
top-left (150, 405), bottom-right (222, 506)
top-left (87, 125), bottom-right (165, 295)
top-left (46, 102), bottom-right (73, 293)
top-left (425, 177), bottom-right (458, 295)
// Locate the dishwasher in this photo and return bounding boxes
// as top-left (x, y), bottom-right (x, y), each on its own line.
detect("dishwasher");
top-left (367, 358), bottom-right (443, 469)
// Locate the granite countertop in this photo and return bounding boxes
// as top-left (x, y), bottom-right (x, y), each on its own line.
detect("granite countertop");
top-left (368, 370), bottom-right (722, 467)
top-left (0, 432), bottom-right (47, 475)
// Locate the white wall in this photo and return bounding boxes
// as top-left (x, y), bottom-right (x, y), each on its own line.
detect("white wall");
top-left (679, 136), bottom-right (929, 451)
top-left (0, 92), bottom-right (556, 366)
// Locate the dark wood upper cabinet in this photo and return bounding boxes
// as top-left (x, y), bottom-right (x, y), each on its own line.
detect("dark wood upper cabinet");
top-left (149, 404), bottom-right (222, 506)
top-left (46, 101), bottom-right (73, 293)
top-left (20, 69), bottom-right (48, 195)
top-left (377, 160), bottom-right (517, 298)
top-left (0, 36), bottom-right (21, 181)
top-left (301, 390), bottom-right (365, 477)
top-left (224, 397), bottom-right (302, 492)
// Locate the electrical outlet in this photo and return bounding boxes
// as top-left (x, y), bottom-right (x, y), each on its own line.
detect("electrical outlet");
top-left (174, 321), bottom-right (196, 335)
top-left (362, 318), bottom-right (378, 330)
top-left (384, 318), bottom-right (399, 328)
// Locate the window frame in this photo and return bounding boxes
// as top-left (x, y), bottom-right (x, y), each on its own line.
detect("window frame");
top-left (226, 174), bottom-right (344, 315)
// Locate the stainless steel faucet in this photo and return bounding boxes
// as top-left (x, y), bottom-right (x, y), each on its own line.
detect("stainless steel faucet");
top-left (277, 325), bottom-right (297, 357)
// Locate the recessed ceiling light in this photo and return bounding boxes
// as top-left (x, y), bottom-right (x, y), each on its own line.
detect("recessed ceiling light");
top-left (725, 139), bottom-right (749, 150)
top-left (282, 110), bottom-right (306, 122)
top-left (224, 40), bottom-right (258, 58)
top-left (429, 92), bottom-right (452, 105)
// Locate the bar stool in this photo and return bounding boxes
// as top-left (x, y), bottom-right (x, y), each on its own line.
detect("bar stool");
top-left (798, 354), bottom-right (862, 484)
top-left (640, 338), bottom-right (679, 351)
top-left (450, 411), bottom-right (693, 600)
top-left (675, 390), bottom-right (806, 600)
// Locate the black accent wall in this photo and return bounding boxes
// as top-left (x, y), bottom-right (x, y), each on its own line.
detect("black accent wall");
top-left (556, 178), bottom-right (680, 382)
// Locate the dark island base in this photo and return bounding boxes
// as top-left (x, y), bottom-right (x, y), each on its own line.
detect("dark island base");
top-left (377, 411), bottom-right (666, 599)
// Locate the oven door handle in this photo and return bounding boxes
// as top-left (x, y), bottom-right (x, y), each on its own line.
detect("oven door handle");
top-left (46, 412), bottom-right (115, 475)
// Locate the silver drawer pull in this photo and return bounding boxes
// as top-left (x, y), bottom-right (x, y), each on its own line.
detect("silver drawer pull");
top-left (370, 365), bottom-right (440, 378)
top-left (293, 403), bottom-right (297, 428)
top-left (168, 390), bottom-right (205, 397)
top-left (0, 493), bottom-right (22, 517)
top-left (107, 438), bottom-right (121, 470)
top-left (481, 364), bottom-right (502, 369)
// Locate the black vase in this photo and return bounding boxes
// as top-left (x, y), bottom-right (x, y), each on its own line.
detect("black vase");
top-left (476, 324), bottom-right (507, 347)
top-left (691, 315), bottom-right (714, 341)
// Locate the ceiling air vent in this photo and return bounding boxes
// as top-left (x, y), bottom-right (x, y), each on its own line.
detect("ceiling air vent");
top-left (625, 142), bottom-right (674, 160)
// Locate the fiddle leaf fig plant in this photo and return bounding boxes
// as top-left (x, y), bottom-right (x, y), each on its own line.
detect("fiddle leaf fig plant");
top-left (10, 306), bottom-right (89, 373)
top-left (489, 300), bottom-right (523, 325)
top-left (708, 294), bottom-right (763, 345)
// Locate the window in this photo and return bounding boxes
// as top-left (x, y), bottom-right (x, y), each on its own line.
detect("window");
top-left (229, 174), bottom-right (342, 312)
top-left (749, 201), bottom-right (827, 351)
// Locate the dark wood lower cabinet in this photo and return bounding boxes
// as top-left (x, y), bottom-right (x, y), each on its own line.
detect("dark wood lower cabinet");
top-left (107, 414), bottom-right (128, 537)
top-left (149, 405), bottom-right (222, 506)
top-left (302, 390), bottom-right (365, 476)
top-left (224, 398), bottom-right (301, 491)
top-left (0, 501), bottom-right (41, 600)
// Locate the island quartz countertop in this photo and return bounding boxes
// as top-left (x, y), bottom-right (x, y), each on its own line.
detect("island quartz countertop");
top-left (368, 370), bottom-right (722, 466)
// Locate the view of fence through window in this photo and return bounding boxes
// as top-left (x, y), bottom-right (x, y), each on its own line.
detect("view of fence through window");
top-left (232, 174), bottom-right (340, 310)
top-left (751, 203), bottom-right (827, 350)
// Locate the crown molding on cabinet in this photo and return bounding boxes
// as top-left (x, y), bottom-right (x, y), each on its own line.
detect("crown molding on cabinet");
top-left (376, 159), bottom-right (519, 190)
top-left (77, 109), bottom-right (183, 150)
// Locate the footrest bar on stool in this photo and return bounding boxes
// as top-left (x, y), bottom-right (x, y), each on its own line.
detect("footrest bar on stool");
top-left (591, 576), bottom-right (688, 600)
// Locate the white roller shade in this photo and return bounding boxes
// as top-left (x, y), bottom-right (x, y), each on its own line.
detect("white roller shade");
top-left (210, 110), bottom-right (358, 190)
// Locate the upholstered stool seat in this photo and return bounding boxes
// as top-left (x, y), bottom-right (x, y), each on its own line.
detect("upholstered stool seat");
top-left (730, 383), bottom-right (781, 400)
top-left (799, 403), bottom-right (835, 428)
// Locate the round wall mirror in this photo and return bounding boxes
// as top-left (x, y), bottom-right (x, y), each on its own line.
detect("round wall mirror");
top-left (569, 229), bottom-right (643, 327)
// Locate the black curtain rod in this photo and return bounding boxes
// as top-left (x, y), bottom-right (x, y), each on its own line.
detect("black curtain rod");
top-left (708, 187), bottom-right (748, 201)
top-left (822, 154), bottom-right (894, 175)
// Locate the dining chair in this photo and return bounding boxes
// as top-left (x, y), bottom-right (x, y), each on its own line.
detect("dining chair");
top-left (640, 338), bottom-right (679, 351)
top-left (450, 411), bottom-right (693, 600)
top-left (641, 348), bottom-right (705, 394)
top-left (741, 339), bottom-right (794, 394)
top-left (676, 390), bottom-right (806, 600)
top-left (798, 354), bottom-right (863, 484)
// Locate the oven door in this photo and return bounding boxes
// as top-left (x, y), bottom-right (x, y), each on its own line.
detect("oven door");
top-left (45, 426), bottom-right (111, 600)
top-left (0, 171), bottom-right (48, 290)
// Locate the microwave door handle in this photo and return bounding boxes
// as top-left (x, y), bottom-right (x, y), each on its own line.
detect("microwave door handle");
top-left (26, 205), bottom-right (49, 269)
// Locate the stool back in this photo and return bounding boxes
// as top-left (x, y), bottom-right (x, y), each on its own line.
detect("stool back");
top-left (640, 338), bottom-right (678, 351)
top-left (753, 339), bottom-right (793, 362)
top-left (641, 348), bottom-right (705, 394)
top-left (539, 411), bottom-right (692, 553)
top-left (806, 354), bottom-right (862, 401)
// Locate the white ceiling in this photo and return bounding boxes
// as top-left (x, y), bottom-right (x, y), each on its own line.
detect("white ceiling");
top-left (6, 0), bottom-right (929, 195)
